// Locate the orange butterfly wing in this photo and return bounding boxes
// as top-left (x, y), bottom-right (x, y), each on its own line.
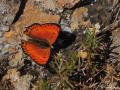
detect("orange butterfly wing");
top-left (21, 41), bottom-right (50, 64)
top-left (24, 23), bottom-right (60, 45)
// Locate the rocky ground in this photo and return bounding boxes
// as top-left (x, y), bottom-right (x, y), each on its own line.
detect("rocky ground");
top-left (0, 0), bottom-right (120, 90)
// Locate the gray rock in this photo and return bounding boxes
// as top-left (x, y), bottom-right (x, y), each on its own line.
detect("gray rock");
top-left (0, 31), bottom-right (3, 37)
top-left (2, 14), bottom-right (14, 25)
top-left (0, 24), bottom-right (9, 31)
top-left (1, 44), bottom-right (10, 55)
top-left (0, 38), bottom-right (4, 44)
top-left (0, 44), bottom-right (3, 51)
top-left (0, 3), bottom-right (9, 15)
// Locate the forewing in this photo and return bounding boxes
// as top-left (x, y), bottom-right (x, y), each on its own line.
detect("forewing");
top-left (24, 23), bottom-right (60, 45)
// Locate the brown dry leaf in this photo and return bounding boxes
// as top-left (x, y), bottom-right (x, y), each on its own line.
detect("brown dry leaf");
top-left (78, 50), bottom-right (88, 59)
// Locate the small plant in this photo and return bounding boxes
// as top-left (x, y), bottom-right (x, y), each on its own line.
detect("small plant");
top-left (80, 25), bottom-right (100, 61)
top-left (35, 79), bottom-right (51, 90)
top-left (84, 27), bottom-right (99, 52)
top-left (48, 51), bottom-right (79, 90)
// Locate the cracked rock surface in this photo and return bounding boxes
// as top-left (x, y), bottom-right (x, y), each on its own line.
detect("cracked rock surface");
top-left (0, 0), bottom-right (120, 90)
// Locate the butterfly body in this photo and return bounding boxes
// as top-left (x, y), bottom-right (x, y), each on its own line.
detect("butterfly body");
top-left (29, 38), bottom-right (51, 48)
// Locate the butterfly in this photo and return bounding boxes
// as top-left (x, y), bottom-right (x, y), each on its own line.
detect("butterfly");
top-left (21, 23), bottom-right (60, 65)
